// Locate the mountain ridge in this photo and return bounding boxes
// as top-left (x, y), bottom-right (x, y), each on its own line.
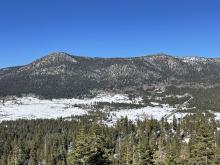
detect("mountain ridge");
top-left (1, 52), bottom-right (220, 99)
top-left (2, 52), bottom-right (220, 70)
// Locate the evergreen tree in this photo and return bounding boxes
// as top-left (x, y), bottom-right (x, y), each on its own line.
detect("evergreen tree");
top-left (67, 125), bottom-right (111, 165)
top-left (29, 142), bottom-right (38, 165)
top-left (136, 138), bottom-right (154, 165)
top-left (67, 128), bottom-right (91, 165)
top-left (189, 118), bottom-right (216, 164)
top-left (87, 124), bottom-right (111, 165)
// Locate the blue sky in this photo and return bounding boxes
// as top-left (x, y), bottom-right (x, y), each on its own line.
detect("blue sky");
top-left (0, 0), bottom-right (220, 68)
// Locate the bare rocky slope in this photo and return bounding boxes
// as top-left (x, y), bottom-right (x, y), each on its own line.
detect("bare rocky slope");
top-left (0, 52), bottom-right (220, 100)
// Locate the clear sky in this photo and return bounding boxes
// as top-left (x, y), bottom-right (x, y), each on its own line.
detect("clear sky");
top-left (0, 0), bottom-right (220, 68)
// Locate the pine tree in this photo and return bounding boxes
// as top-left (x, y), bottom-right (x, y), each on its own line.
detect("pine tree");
top-left (67, 125), bottom-right (111, 165)
top-left (189, 117), bottom-right (216, 164)
top-left (136, 137), bottom-right (155, 165)
top-left (120, 136), bottom-right (133, 164)
top-left (29, 142), bottom-right (38, 165)
top-left (172, 115), bottom-right (178, 132)
top-left (67, 127), bottom-right (91, 165)
top-left (87, 124), bottom-right (111, 165)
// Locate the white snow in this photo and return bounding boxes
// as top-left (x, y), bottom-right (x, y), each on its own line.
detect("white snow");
top-left (0, 94), bottom-right (197, 125)
top-left (0, 97), bottom-right (88, 121)
top-left (183, 137), bottom-right (190, 144)
top-left (182, 57), bottom-right (208, 64)
top-left (106, 105), bottom-right (176, 126)
top-left (151, 102), bottom-right (160, 106)
top-left (0, 94), bottom-right (142, 122)
top-left (51, 94), bottom-right (142, 105)
top-left (213, 113), bottom-right (220, 121)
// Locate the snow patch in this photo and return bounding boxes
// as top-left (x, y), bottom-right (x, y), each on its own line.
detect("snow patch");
top-left (106, 105), bottom-right (176, 126)
top-left (0, 94), bottom-right (142, 122)
top-left (0, 94), bottom-right (196, 125)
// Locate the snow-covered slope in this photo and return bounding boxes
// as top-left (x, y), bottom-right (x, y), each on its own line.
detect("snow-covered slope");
top-left (106, 105), bottom-right (175, 124)
top-left (0, 97), bottom-right (87, 121)
top-left (0, 94), bottom-right (219, 125)
top-left (0, 95), bottom-right (181, 124)
top-left (0, 94), bottom-right (142, 121)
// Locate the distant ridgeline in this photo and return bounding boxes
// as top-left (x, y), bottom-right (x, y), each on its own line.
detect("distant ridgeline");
top-left (1, 52), bottom-right (220, 111)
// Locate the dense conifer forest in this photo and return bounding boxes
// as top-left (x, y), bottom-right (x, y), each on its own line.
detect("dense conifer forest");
top-left (1, 113), bottom-right (220, 165)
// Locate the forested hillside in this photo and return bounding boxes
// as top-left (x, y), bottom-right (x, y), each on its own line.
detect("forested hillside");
top-left (1, 53), bottom-right (220, 99)
top-left (1, 113), bottom-right (220, 164)
top-left (1, 52), bottom-right (220, 112)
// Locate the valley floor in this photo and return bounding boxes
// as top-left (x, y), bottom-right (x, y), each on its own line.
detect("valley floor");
top-left (0, 93), bottom-right (219, 125)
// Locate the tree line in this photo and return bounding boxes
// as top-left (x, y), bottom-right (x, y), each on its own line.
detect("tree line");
top-left (0, 113), bottom-right (220, 164)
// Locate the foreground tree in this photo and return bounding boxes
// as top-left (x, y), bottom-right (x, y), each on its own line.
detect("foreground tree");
top-left (189, 116), bottom-right (216, 164)
top-left (67, 125), bottom-right (111, 165)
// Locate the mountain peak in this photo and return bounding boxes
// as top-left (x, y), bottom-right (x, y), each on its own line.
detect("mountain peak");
top-left (47, 51), bottom-right (71, 57)
top-left (43, 52), bottom-right (76, 61)
top-left (31, 52), bottom-right (77, 67)
top-left (15, 52), bottom-right (78, 74)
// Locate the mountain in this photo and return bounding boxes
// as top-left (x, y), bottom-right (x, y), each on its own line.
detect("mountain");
top-left (0, 52), bottom-right (220, 108)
